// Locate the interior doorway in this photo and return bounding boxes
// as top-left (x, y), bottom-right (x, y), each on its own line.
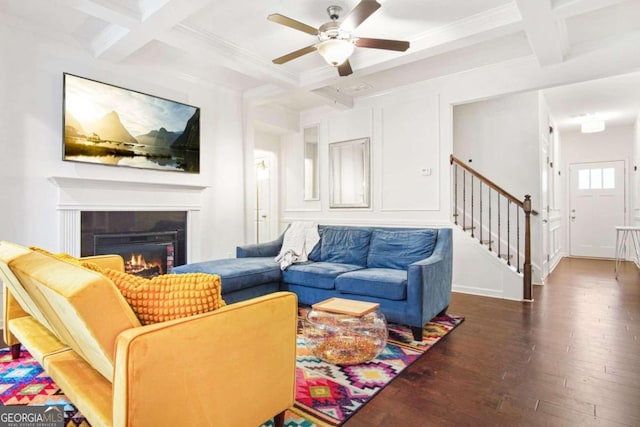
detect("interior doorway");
top-left (569, 160), bottom-right (625, 258)
top-left (254, 151), bottom-right (278, 244)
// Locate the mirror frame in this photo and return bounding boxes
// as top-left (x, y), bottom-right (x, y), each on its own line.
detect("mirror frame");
top-left (303, 125), bottom-right (320, 201)
top-left (329, 137), bottom-right (371, 208)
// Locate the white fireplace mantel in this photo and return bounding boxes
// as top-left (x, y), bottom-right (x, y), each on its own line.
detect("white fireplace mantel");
top-left (49, 176), bottom-right (208, 260)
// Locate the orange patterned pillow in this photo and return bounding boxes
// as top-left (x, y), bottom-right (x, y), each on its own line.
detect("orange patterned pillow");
top-left (101, 269), bottom-right (226, 325)
top-left (29, 246), bottom-right (226, 325)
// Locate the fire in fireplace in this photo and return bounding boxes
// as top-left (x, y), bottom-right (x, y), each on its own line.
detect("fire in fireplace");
top-left (81, 211), bottom-right (186, 276)
top-left (94, 231), bottom-right (178, 278)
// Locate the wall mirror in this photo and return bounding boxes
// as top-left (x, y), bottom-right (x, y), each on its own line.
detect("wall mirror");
top-left (303, 125), bottom-right (319, 200)
top-left (329, 137), bottom-right (370, 208)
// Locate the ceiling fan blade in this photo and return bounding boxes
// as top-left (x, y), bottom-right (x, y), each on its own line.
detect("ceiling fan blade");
top-left (355, 37), bottom-right (410, 52)
top-left (272, 44), bottom-right (317, 64)
top-left (337, 60), bottom-right (353, 77)
top-left (267, 13), bottom-right (319, 36)
top-left (341, 0), bottom-right (381, 32)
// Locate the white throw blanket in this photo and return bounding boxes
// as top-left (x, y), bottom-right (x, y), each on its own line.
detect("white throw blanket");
top-left (275, 221), bottom-right (320, 270)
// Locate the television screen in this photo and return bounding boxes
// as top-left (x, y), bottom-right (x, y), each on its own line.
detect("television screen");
top-left (62, 73), bottom-right (200, 173)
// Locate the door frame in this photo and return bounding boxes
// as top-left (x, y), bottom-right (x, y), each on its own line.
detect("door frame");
top-left (567, 159), bottom-right (627, 258)
top-left (254, 151), bottom-right (279, 244)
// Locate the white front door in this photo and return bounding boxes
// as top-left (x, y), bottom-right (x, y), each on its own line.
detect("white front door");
top-left (569, 161), bottom-right (625, 258)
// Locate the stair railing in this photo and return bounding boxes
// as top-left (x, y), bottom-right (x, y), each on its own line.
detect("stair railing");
top-left (450, 155), bottom-right (534, 300)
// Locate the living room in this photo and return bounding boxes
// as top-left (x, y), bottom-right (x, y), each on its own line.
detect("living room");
top-left (1, 0), bottom-right (640, 426)
top-left (2, 1), bottom-right (639, 296)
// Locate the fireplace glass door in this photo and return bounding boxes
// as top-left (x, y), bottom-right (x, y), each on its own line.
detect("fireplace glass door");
top-left (94, 231), bottom-right (178, 278)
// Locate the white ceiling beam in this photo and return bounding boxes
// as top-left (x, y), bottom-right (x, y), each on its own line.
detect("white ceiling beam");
top-left (410, 2), bottom-right (523, 55)
top-left (91, 0), bottom-right (213, 62)
top-left (57, 0), bottom-right (140, 28)
top-left (310, 87), bottom-right (354, 110)
top-left (552, 0), bottom-right (629, 19)
top-left (157, 25), bottom-right (299, 89)
top-left (139, 0), bottom-right (171, 21)
top-left (515, 0), bottom-right (566, 66)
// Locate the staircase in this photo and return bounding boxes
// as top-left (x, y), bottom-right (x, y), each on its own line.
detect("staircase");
top-left (450, 155), bottom-right (535, 301)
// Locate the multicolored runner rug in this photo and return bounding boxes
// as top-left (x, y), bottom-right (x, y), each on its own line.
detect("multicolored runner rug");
top-left (0, 314), bottom-right (463, 427)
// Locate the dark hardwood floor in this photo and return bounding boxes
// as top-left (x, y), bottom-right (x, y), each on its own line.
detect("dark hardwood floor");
top-left (346, 257), bottom-right (640, 426)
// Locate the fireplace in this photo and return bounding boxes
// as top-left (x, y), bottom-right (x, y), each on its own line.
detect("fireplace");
top-left (94, 231), bottom-right (178, 278)
top-left (81, 211), bottom-right (187, 276)
top-left (50, 176), bottom-right (206, 264)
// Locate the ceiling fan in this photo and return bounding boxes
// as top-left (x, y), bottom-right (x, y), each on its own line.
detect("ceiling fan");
top-left (268, 0), bottom-right (410, 77)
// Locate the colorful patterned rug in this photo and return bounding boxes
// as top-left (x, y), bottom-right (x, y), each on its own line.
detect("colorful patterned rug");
top-left (0, 314), bottom-right (463, 427)
top-left (0, 348), bottom-right (89, 426)
top-left (265, 313), bottom-right (464, 427)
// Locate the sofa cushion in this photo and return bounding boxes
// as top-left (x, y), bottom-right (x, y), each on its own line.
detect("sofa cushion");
top-left (308, 238), bottom-right (321, 261)
top-left (367, 229), bottom-right (437, 270)
top-left (102, 269), bottom-right (226, 325)
top-left (172, 257), bottom-right (281, 295)
top-left (320, 227), bottom-right (372, 267)
top-left (335, 268), bottom-right (408, 301)
top-left (282, 262), bottom-right (363, 289)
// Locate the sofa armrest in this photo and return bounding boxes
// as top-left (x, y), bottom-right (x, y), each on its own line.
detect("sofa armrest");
top-left (406, 228), bottom-right (453, 323)
top-left (81, 254), bottom-right (125, 272)
top-left (112, 291), bottom-right (298, 427)
top-left (236, 232), bottom-right (285, 258)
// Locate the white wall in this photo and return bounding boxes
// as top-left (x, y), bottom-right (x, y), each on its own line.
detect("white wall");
top-left (282, 93), bottom-right (443, 227)
top-left (453, 92), bottom-right (540, 202)
top-left (0, 22), bottom-right (246, 261)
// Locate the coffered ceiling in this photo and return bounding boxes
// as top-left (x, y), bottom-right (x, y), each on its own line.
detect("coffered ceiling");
top-left (2, 0), bottom-right (640, 115)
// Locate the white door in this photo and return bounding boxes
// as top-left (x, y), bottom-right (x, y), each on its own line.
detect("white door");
top-left (541, 136), bottom-right (550, 278)
top-left (255, 157), bottom-right (271, 244)
top-left (569, 161), bottom-right (625, 258)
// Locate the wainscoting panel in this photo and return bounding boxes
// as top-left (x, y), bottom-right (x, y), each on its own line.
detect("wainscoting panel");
top-left (380, 96), bottom-right (439, 211)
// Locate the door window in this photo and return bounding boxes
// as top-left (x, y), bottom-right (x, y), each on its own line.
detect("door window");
top-left (578, 167), bottom-right (615, 190)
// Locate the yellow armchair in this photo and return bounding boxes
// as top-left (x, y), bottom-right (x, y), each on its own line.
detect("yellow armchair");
top-left (1, 241), bottom-right (297, 427)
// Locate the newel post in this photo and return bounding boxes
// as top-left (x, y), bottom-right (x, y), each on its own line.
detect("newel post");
top-left (523, 194), bottom-right (533, 301)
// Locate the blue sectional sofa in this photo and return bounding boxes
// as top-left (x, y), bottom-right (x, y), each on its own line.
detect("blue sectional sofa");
top-left (173, 225), bottom-right (452, 340)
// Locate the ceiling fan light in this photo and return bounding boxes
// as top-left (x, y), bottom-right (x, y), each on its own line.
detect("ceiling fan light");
top-left (581, 120), bottom-right (605, 133)
top-left (318, 39), bottom-right (354, 66)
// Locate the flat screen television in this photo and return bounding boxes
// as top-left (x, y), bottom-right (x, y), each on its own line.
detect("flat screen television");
top-left (62, 73), bottom-right (200, 173)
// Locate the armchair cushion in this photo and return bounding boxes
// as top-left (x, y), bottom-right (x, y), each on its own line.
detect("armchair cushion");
top-left (102, 269), bottom-right (226, 325)
top-left (367, 229), bottom-right (437, 270)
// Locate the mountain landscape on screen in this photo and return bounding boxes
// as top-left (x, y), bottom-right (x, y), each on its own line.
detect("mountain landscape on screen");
top-left (63, 74), bottom-right (200, 173)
